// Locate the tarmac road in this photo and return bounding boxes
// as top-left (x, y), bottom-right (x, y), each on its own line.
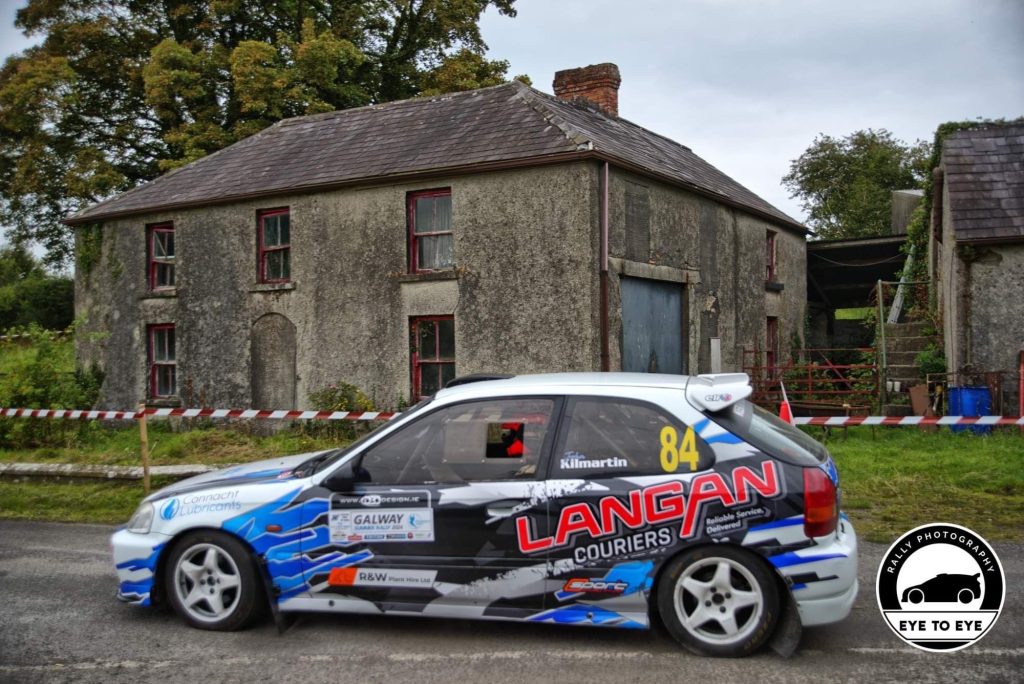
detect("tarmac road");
top-left (0, 519), bottom-right (1020, 684)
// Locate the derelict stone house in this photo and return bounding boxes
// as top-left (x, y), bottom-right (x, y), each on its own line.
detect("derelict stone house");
top-left (930, 122), bottom-right (1024, 410)
top-left (69, 64), bottom-right (807, 411)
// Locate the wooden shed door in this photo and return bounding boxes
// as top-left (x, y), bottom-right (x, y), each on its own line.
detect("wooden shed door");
top-left (251, 313), bottom-right (297, 409)
top-left (620, 277), bottom-right (685, 374)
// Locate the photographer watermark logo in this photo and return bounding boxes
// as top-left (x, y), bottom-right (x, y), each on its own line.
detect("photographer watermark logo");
top-left (876, 523), bottom-right (1004, 652)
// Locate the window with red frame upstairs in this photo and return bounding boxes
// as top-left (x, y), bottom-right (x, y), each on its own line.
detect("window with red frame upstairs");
top-left (766, 230), bottom-right (777, 282)
top-left (408, 190), bottom-right (452, 272)
top-left (148, 223), bottom-right (175, 290)
top-left (411, 316), bottom-right (455, 399)
top-left (149, 324), bottom-right (176, 398)
top-left (258, 208), bottom-right (290, 283)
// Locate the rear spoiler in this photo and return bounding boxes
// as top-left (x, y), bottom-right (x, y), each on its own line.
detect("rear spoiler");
top-left (685, 373), bottom-right (753, 413)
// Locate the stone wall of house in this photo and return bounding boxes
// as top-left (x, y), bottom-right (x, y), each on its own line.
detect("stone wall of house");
top-left (76, 162), bottom-right (597, 410)
top-left (75, 159), bottom-right (805, 410)
top-left (604, 168), bottom-right (806, 375)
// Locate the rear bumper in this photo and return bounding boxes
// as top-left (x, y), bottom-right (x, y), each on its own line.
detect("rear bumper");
top-left (789, 516), bottom-right (859, 627)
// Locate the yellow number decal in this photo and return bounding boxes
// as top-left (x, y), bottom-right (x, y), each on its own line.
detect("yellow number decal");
top-left (660, 426), bottom-right (679, 472)
top-left (660, 425), bottom-right (700, 473)
top-left (679, 426), bottom-right (699, 471)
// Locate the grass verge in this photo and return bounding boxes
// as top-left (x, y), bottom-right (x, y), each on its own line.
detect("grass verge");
top-left (824, 427), bottom-right (1024, 543)
top-left (1, 424), bottom-right (1022, 542)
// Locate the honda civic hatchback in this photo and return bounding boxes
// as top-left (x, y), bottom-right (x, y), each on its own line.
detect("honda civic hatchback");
top-left (112, 372), bottom-right (857, 657)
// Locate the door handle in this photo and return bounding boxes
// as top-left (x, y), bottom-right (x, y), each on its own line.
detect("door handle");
top-left (486, 499), bottom-right (527, 519)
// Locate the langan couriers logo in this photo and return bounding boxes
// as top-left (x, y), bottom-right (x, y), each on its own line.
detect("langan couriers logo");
top-left (876, 523), bottom-right (1005, 652)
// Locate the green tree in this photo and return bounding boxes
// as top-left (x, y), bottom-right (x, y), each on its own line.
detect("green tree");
top-left (783, 129), bottom-right (932, 240)
top-left (0, 0), bottom-right (518, 266)
top-left (0, 244), bottom-right (73, 331)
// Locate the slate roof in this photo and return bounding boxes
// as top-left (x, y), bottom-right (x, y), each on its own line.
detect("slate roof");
top-left (942, 123), bottom-right (1024, 243)
top-left (66, 81), bottom-right (802, 231)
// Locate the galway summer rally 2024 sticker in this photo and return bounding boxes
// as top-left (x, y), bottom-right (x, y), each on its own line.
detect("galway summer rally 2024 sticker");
top-left (876, 523), bottom-right (1005, 652)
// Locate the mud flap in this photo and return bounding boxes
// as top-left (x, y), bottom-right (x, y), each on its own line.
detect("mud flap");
top-left (257, 556), bottom-right (295, 635)
top-left (769, 589), bottom-right (802, 657)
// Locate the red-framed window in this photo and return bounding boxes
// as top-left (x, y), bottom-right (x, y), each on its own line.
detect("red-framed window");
top-left (766, 230), bottom-right (777, 282)
top-left (148, 324), bottom-right (176, 398)
top-left (411, 316), bottom-right (455, 399)
top-left (147, 223), bottom-right (175, 290)
top-left (766, 316), bottom-right (779, 374)
top-left (408, 189), bottom-right (453, 272)
top-left (258, 208), bottom-right (290, 283)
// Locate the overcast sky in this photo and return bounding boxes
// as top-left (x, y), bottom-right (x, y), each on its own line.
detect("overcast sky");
top-left (2, 0), bottom-right (1023, 226)
top-left (480, 0), bottom-right (1024, 221)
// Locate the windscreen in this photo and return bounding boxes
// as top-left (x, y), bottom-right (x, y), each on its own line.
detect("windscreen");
top-left (706, 399), bottom-right (828, 466)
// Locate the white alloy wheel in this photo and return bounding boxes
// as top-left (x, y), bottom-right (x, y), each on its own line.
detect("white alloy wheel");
top-left (173, 542), bottom-right (243, 622)
top-left (674, 556), bottom-right (765, 646)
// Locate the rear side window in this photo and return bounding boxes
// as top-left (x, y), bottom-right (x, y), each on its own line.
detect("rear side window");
top-left (707, 399), bottom-right (827, 466)
top-left (551, 397), bottom-right (713, 478)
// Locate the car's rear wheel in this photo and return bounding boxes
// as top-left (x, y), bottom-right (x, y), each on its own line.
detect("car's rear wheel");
top-left (165, 531), bottom-right (263, 631)
top-left (958, 588), bottom-right (974, 604)
top-left (657, 546), bottom-right (779, 657)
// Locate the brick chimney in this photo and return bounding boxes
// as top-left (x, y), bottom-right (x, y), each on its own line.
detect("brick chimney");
top-left (553, 63), bottom-right (621, 117)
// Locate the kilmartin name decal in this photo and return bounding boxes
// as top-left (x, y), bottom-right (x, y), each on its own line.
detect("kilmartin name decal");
top-left (516, 460), bottom-right (782, 553)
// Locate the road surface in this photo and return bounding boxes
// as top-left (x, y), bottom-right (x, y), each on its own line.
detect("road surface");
top-left (0, 520), bottom-right (1020, 683)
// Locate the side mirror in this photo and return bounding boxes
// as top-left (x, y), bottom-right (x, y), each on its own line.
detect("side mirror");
top-left (323, 457), bottom-right (368, 491)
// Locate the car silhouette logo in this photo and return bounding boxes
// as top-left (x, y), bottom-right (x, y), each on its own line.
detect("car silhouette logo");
top-left (901, 572), bottom-right (981, 604)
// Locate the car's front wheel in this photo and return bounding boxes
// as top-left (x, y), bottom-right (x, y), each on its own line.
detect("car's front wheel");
top-left (657, 546), bottom-right (779, 657)
top-left (165, 531), bottom-right (264, 631)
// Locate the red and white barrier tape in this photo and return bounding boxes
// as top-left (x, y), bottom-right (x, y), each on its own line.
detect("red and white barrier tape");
top-left (0, 406), bottom-right (1022, 427)
top-left (794, 415), bottom-right (1024, 427)
top-left (0, 407), bottom-right (400, 422)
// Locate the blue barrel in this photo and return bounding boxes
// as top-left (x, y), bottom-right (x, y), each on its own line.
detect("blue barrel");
top-left (948, 386), bottom-right (992, 435)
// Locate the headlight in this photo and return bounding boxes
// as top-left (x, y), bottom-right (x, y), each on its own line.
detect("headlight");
top-left (125, 502), bottom-right (154, 534)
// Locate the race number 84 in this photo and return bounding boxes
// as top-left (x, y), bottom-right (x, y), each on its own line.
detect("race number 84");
top-left (659, 426), bottom-right (699, 472)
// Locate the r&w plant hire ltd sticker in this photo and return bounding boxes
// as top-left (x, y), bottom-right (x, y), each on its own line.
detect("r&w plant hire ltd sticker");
top-left (876, 523), bottom-right (1004, 652)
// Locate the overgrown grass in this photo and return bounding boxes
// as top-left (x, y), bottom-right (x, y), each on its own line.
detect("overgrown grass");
top-left (0, 478), bottom-right (177, 524)
top-left (0, 420), bottom-right (344, 466)
top-left (0, 336), bottom-right (74, 375)
top-left (1, 422), bottom-right (1022, 542)
top-left (823, 427), bottom-right (1024, 542)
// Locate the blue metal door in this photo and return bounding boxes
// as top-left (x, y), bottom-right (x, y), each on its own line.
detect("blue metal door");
top-left (620, 277), bottom-right (684, 374)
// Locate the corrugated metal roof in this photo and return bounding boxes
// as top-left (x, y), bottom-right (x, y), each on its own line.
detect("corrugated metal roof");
top-left (66, 81), bottom-right (802, 230)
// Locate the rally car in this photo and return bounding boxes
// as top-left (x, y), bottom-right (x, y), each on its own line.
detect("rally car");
top-left (112, 372), bottom-right (858, 657)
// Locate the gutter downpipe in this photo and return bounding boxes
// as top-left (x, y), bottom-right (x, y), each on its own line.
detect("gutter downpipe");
top-left (600, 161), bottom-right (610, 372)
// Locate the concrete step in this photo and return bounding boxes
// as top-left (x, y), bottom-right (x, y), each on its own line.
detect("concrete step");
top-left (887, 364), bottom-right (921, 380)
top-left (885, 321), bottom-right (933, 337)
top-left (882, 403), bottom-right (914, 417)
top-left (887, 336), bottom-right (932, 353)
top-left (886, 350), bottom-right (920, 366)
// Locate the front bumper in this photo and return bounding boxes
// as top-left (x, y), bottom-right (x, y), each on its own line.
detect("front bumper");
top-left (111, 528), bottom-right (171, 606)
top-left (788, 516), bottom-right (859, 627)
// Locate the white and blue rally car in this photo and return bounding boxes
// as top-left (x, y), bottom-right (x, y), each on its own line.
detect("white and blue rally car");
top-left (112, 372), bottom-right (858, 657)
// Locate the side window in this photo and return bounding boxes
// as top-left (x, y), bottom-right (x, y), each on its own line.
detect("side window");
top-left (147, 223), bottom-right (175, 290)
top-left (258, 208), bottom-right (290, 283)
top-left (411, 316), bottom-right (455, 399)
top-left (552, 397), bottom-right (713, 478)
top-left (359, 398), bottom-right (556, 485)
top-left (148, 323), bottom-right (177, 398)
top-left (408, 189), bottom-right (452, 272)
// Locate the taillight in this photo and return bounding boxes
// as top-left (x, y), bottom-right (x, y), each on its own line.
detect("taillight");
top-left (804, 467), bottom-right (838, 537)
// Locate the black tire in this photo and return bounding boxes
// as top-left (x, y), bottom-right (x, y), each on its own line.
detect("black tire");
top-left (656, 546), bottom-right (779, 657)
top-left (164, 530), bottom-right (264, 631)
